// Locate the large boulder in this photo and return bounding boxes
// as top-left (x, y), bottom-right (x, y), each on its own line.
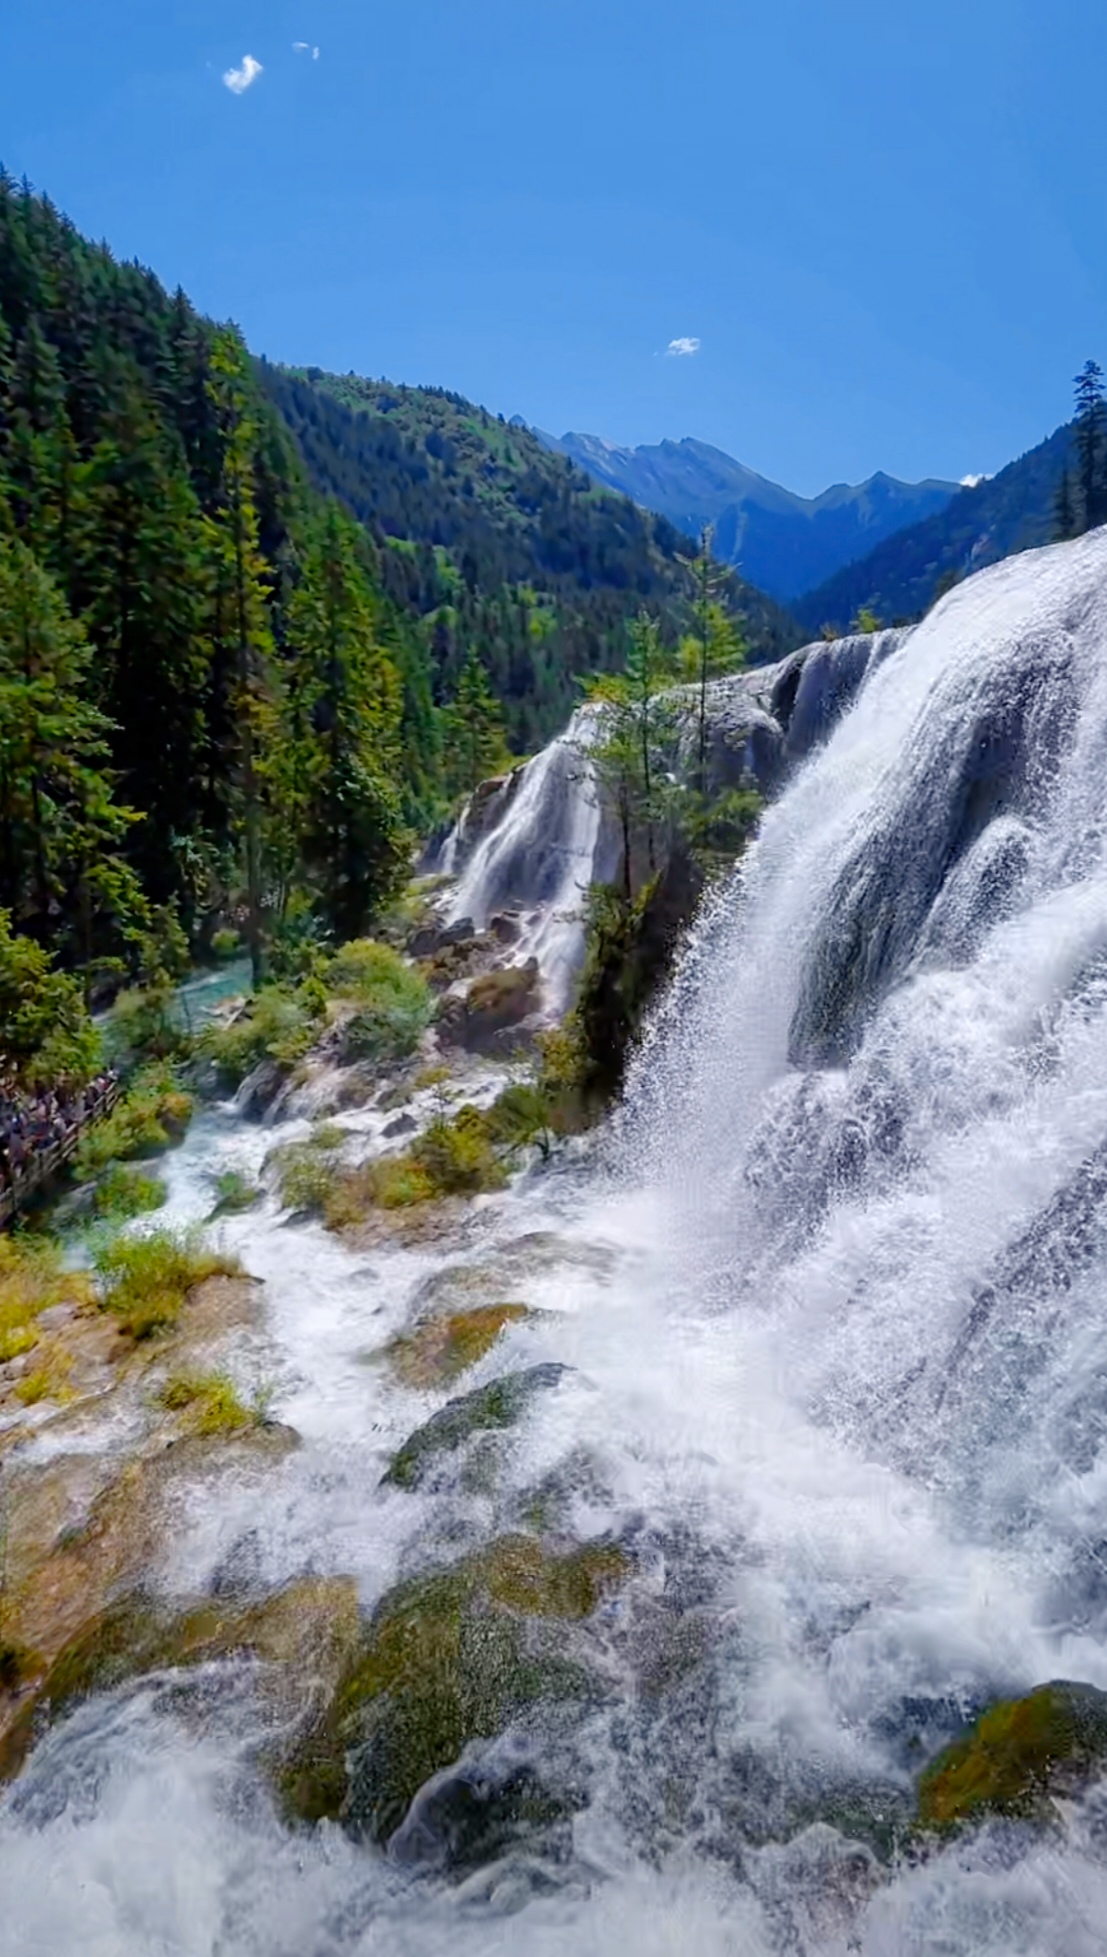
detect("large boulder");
top-left (436, 959), bottom-right (542, 1053)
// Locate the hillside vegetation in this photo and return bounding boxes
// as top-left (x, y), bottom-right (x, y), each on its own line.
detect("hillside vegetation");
top-left (261, 365), bottom-right (802, 752)
top-left (793, 423), bottom-right (1074, 633)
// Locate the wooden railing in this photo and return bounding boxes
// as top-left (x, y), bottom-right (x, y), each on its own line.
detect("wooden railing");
top-left (0, 1078), bottom-right (120, 1230)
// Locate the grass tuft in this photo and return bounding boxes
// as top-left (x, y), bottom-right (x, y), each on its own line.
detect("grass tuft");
top-left (93, 1227), bottom-right (241, 1340)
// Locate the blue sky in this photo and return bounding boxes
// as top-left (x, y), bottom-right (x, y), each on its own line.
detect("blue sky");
top-left (1, 0), bottom-right (1102, 495)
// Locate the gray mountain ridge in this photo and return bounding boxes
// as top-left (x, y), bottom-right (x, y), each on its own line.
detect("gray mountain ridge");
top-left (532, 428), bottom-right (959, 605)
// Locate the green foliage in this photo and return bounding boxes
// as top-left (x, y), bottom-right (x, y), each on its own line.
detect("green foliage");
top-left (0, 1232), bottom-right (92, 1363)
top-left (104, 984), bottom-right (191, 1071)
top-left (273, 1129), bottom-right (343, 1215)
top-left (443, 647), bottom-right (511, 797)
top-left (73, 1065), bottom-right (193, 1179)
top-left (209, 1168), bottom-right (261, 1216)
top-left (484, 1081), bottom-right (557, 1161)
top-left (851, 605), bottom-right (882, 634)
top-left (210, 928), bottom-right (241, 961)
top-left (90, 1164), bottom-right (166, 1221)
top-left (262, 363), bottom-right (800, 759)
top-left (198, 983), bottom-right (325, 1086)
top-left (93, 1226), bottom-right (240, 1339)
top-left (156, 1370), bottom-right (263, 1436)
top-left (0, 908), bottom-right (98, 1090)
top-left (327, 938), bottom-right (433, 1064)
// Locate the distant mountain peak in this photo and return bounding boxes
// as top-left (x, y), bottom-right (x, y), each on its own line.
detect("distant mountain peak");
top-left (532, 427), bottom-right (959, 604)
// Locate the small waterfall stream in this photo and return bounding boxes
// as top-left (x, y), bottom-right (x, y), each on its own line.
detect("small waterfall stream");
top-left (7, 536), bottom-right (1107, 1951)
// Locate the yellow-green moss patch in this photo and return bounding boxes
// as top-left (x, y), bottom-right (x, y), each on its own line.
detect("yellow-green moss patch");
top-left (917, 1682), bottom-right (1107, 1833)
top-left (383, 1302), bottom-right (531, 1389)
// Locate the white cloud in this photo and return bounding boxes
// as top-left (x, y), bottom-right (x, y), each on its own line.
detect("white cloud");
top-left (223, 54), bottom-right (263, 94)
top-left (666, 336), bottom-right (701, 358)
top-left (960, 473), bottom-right (988, 488)
top-left (293, 41), bottom-right (321, 58)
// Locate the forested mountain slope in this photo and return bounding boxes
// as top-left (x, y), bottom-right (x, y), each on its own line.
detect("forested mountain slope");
top-left (0, 172), bottom-right (450, 988)
top-left (793, 422), bottom-right (1074, 632)
top-left (535, 429), bottom-right (958, 602)
top-left (260, 365), bottom-right (802, 752)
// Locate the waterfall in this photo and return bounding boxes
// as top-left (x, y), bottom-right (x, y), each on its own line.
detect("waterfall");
top-left (8, 534), bottom-right (1107, 1952)
top-left (441, 709), bottom-right (616, 1014)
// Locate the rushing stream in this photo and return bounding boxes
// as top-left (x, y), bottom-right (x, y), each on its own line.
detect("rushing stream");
top-left (7, 535), bottom-right (1107, 1950)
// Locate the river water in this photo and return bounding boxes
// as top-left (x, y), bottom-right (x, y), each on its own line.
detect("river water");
top-left (6, 536), bottom-right (1107, 1951)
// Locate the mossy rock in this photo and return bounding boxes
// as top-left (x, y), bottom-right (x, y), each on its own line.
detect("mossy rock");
top-left (917, 1681), bottom-right (1107, 1833)
top-left (279, 1534), bottom-right (630, 1844)
top-left (382, 1364), bottom-right (567, 1489)
top-left (382, 1302), bottom-right (532, 1388)
top-left (0, 1578), bottom-right (361, 1786)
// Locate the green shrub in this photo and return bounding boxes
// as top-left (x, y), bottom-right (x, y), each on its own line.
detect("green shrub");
top-left (156, 1370), bottom-right (261, 1436)
top-left (484, 1082), bottom-right (556, 1160)
top-left (94, 1227), bottom-right (241, 1340)
top-left (198, 984), bottom-right (326, 1087)
top-left (74, 1065), bottom-right (194, 1180)
top-left (91, 1165), bottom-right (166, 1221)
top-left (209, 1169), bottom-right (261, 1217)
top-left (210, 928), bottom-right (241, 962)
top-left (0, 1233), bottom-right (93, 1364)
top-left (104, 985), bottom-right (191, 1069)
top-left (412, 1106), bottom-right (505, 1196)
top-left (324, 1103), bottom-right (505, 1227)
top-left (327, 940), bottom-right (432, 1066)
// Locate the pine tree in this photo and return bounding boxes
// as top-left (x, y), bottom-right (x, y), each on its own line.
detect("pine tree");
top-left (680, 527), bottom-right (747, 792)
top-left (446, 647), bottom-right (509, 796)
top-left (205, 330), bottom-right (277, 986)
top-left (0, 534), bottom-right (146, 968)
top-left (1074, 360), bottom-right (1107, 533)
top-left (1054, 467), bottom-right (1077, 542)
top-left (281, 503), bottom-right (406, 938)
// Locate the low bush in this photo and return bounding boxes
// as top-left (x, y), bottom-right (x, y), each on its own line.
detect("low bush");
top-left (14, 1342), bottom-right (73, 1406)
top-left (198, 984), bottom-right (326, 1088)
top-left (94, 1227), bottom-right (240, 1340)
top-left (157, 1369), bottom-right (263, 1436)
top-left (268, 1123), bottom-right (346, 1215)
top-left (327, 940), bottom-right (432, 1066)
top-left (104, 985), bottom-right (191, 1069)
top-left (209, 1169), bottom-right (261, 1217)
top-left (90, 1164), bottom-right (167, 1221)
top-left (74, 1065), bottom-right (194, 1180)
top-left (0, 1234), bottom-right (92, 1364)
top-left (210, 928), bottom-right (241, 962)
top-left (324, 1104), bottom-right (506, 1227)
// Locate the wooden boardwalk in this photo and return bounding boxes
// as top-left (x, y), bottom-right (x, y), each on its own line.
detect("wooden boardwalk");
top-left (0, 1079), bottom-right (120, 1230)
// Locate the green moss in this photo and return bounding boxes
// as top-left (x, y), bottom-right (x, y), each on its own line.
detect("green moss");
top-left (383, 1365), bottom-right (566, 1489)
top-left (917, 1682), bottom-right (1107, 1832)
top-left (325, 1104), bottom-right (507, 1226)
top-left (279, 1535), bottom-right (628, 1842)
top-left (383, 1303), bottom-right (531, 1388)
top-left (94, 1226), bottom-right (241, 1340)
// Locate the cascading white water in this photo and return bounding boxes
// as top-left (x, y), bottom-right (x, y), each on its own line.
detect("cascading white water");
top-left (9, 534), bottom-right (1107, 1952)
top-left (442, 709), bottom-right (613, 1015)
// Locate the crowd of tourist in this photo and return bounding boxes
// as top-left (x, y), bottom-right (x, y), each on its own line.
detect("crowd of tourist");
top-left (0, 1071), bottom-right (118, 1195)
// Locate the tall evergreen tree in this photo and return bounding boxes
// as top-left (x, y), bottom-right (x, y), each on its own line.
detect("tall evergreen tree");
top-left (1074, 360), bottom-right (1107, 533)
top-left (281, 502), bottom-right (406, 938)
top-left (445, 647), bottom-right (510, 796)
top-left (1054, 467), bottom-right (1077, 543)
top-left (205, 330), bottom-right (277, 986)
